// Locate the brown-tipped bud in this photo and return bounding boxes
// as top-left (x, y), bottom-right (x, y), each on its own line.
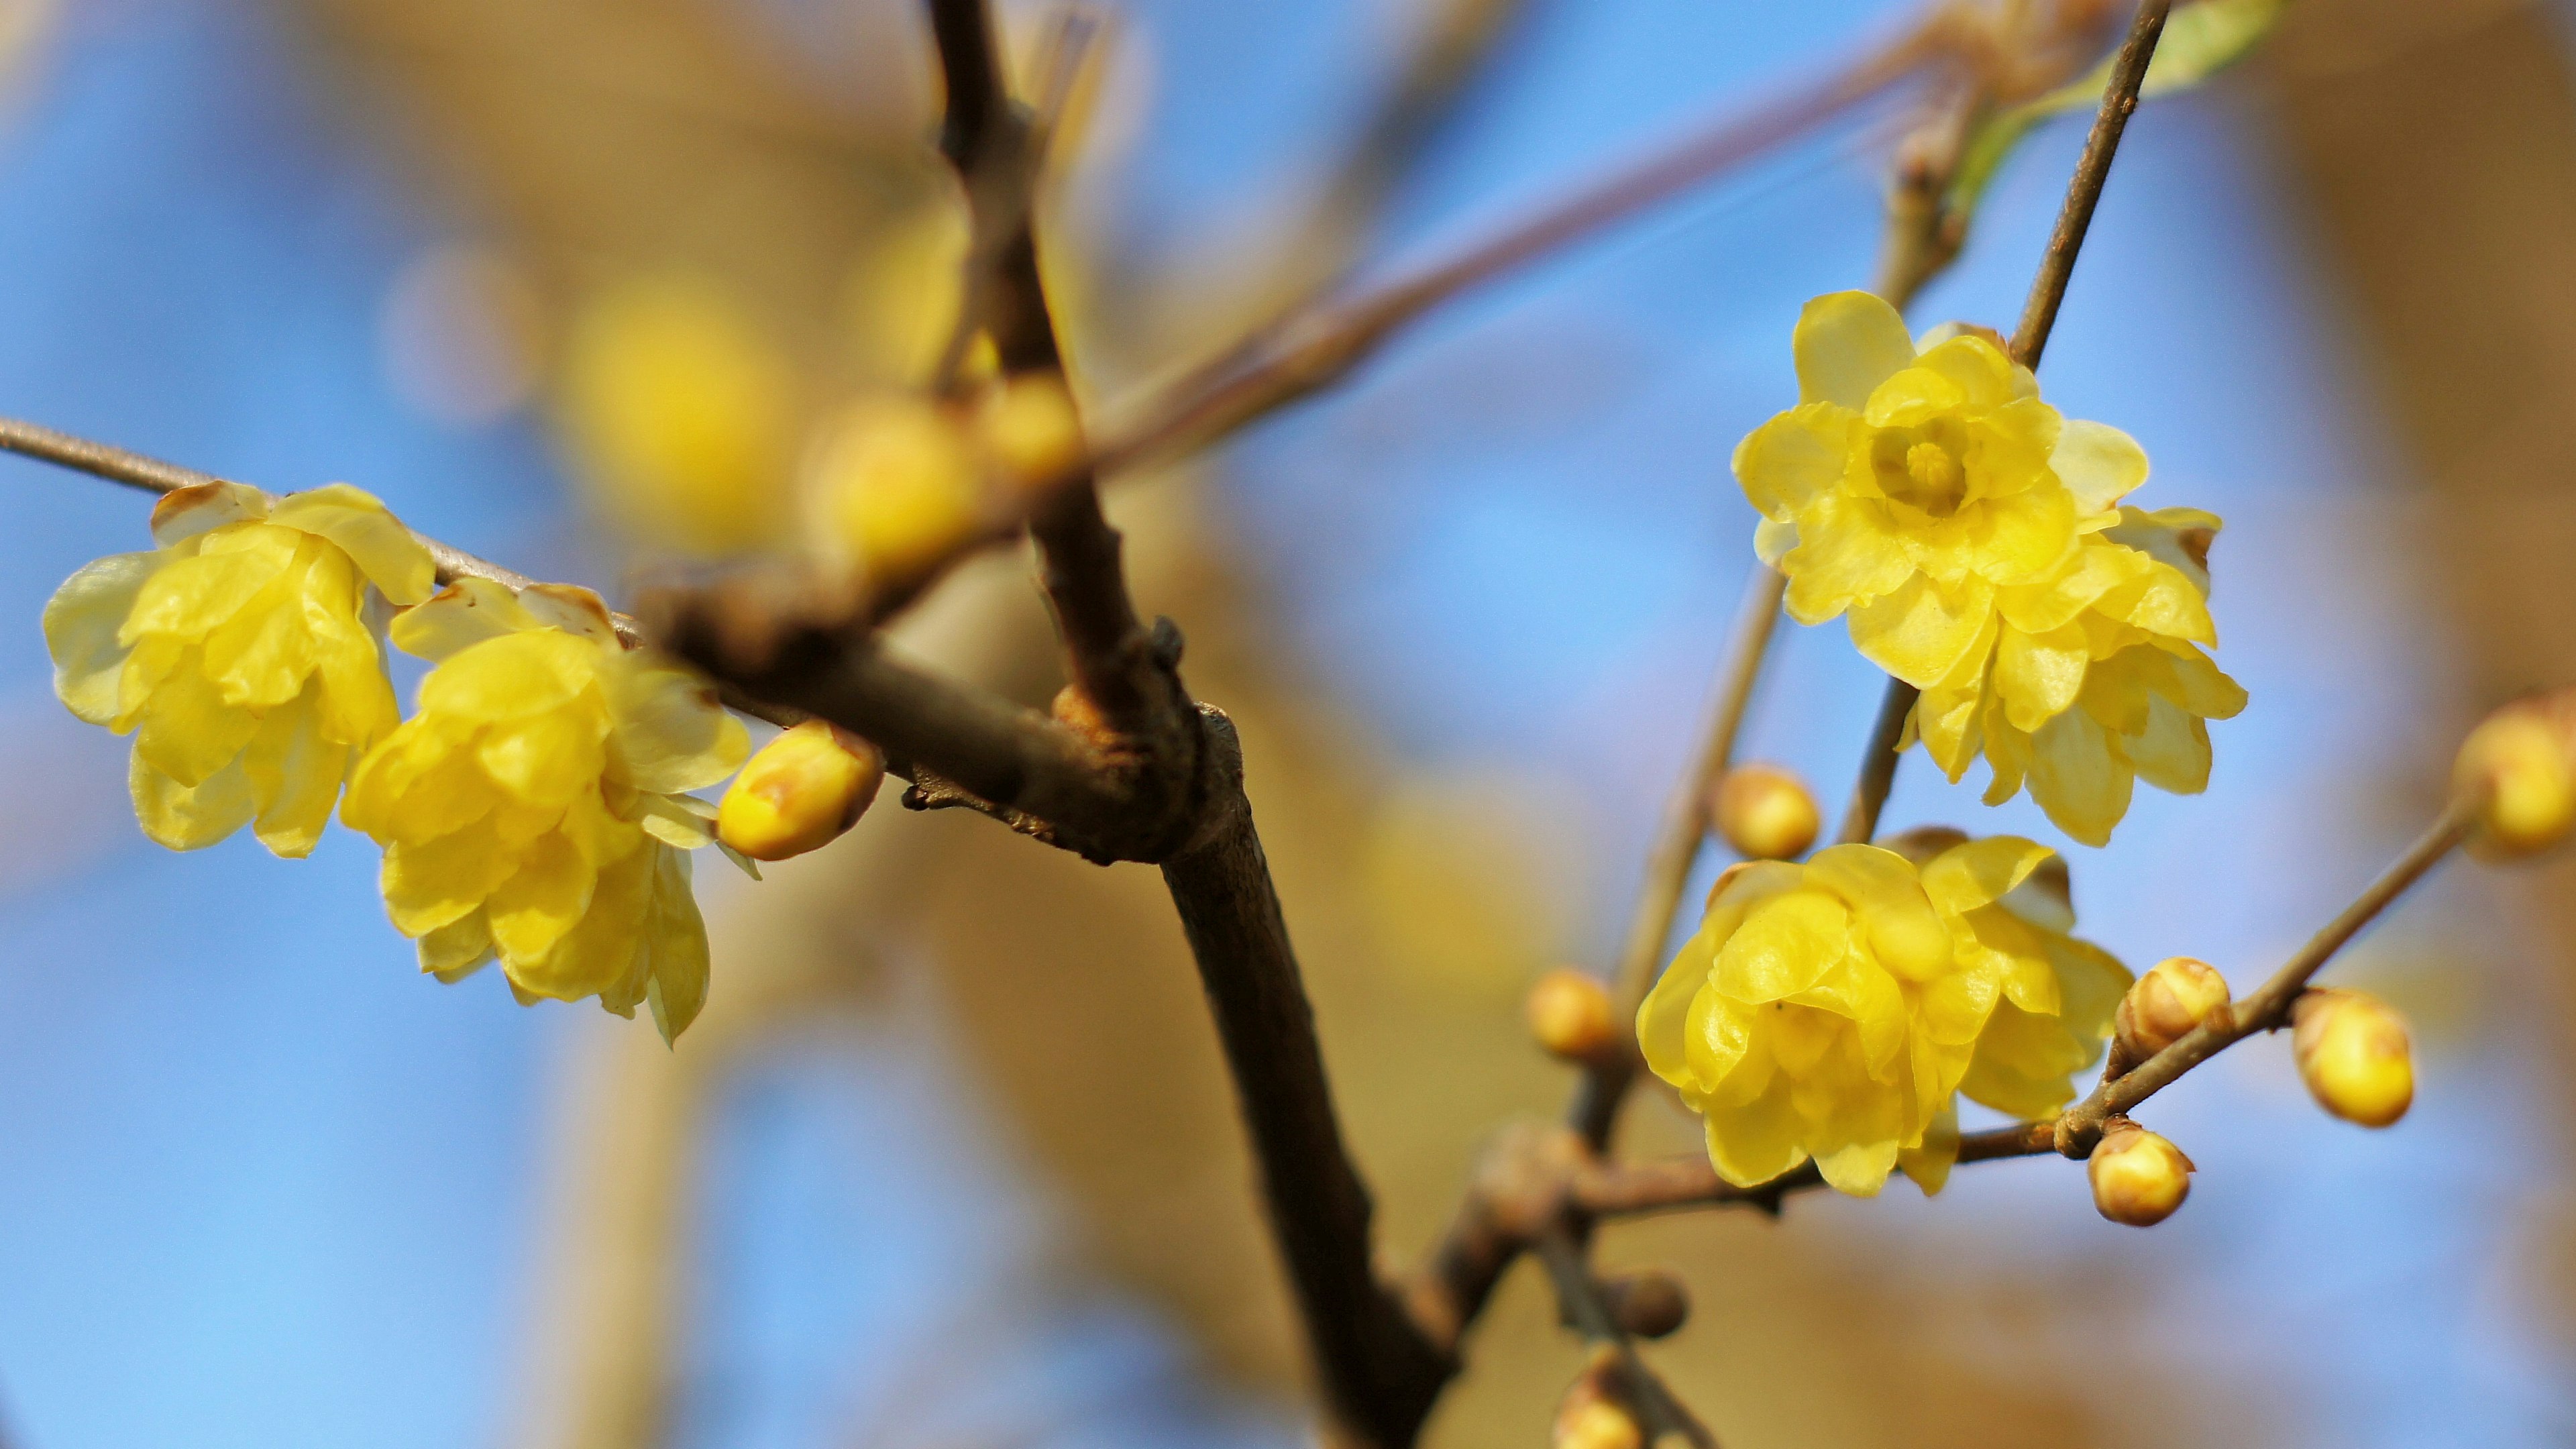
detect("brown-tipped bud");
top-left (2455, 700), bottom-right (2576, 859)
top-left (2088, 1122), bottom-right (2194, 1227)
top-left (1599, 1270), bottom-right (1690, 1340)
top-left (1526, 969), bottom-right (1617, 1064)
top-left (716, 720), bottom-right (885, 861)
top-left (2114, 957), bottom-right (2232, 1062)
top-left (2292, 988), bottom-right (2414, 1128)
top-left (1713, 763), bottom-right (1819, 861)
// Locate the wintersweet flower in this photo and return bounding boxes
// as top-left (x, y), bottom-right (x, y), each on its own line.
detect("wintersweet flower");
top-left (1637, 835), bottom-right (2129, 1195)
top-left (339, 578), bottom-right (749, 1041)
top-left (43, 480), bottom-right (435, 856)
top-left (1735, 290), bottom-right (2150, 688)
top-left (1911, 506), bottom-right (2247, 845)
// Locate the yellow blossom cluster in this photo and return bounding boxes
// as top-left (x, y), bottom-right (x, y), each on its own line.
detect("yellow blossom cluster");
top-left (1638, 835), bottom-right (2129, 1195)
top-left (41, 482), bottom-right (792, 1042)
top-left (1735, 291), bottom-right (2243, 843)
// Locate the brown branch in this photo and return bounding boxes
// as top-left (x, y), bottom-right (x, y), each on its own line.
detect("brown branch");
top-left (2051, 800), bottom-right (2473, 1157)
top-left (1533, 1228), bottom-right (1717, 1449)
top-left (1162, 719), bottom-right (1452, 1446)
top-left (1573, 1122), bottom-right (2056, 1219)
top-left (1835, 678), bottom-right (1921, 845)
top-left (2009, 0), bottom-right (2172, 370)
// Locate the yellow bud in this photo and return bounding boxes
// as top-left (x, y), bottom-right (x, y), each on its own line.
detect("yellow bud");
top-left (2114, 956), bottom-right (2231, 1061)
top-left (1554, 1399), bottom-right (1642, 1449)
top-left (2292, 988), bottom-right (2414, 1128)
top-left (816, 398), bottom-right (982, 578)
top-left (2455, 706), bottom-right (2576, 859)
top-left (1713, 763), bottom-right (1819, 860)
top-left (716, 720), bottom-right (885, 862)
top-left (1525, 968), bottom-right (1616, 1063)
top-left (978, 370), bottom-right (1084, 494)
top-left (2088, 1123), bottom-right (2193, 1227)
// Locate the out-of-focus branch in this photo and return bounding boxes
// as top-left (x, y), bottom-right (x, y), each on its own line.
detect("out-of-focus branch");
top-left (1085, 15), bottom-right (1955, 479)
top-left (1835, 0), bottom-right (2173, 847)
top-left (1533, 1228), bottom-right (1717, 1449)
top-left (1568, 564), bottom-right (1786, 1148)
top-left (2051, 800), bottom-right (2471, 1156)
top-left (1573, 1122), bottom-right (2055, 1218)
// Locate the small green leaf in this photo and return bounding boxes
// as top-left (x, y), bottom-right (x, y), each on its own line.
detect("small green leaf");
top-left (2031, 0), bottom-right (2286, 117)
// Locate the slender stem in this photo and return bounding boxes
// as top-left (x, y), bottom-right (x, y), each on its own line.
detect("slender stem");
top-left (1568, 565), bottom-right (1786, 1148)
top-left (2009, 0), bottom-right (2171, 370)
top-left (2053, 801), bottom-right (2473, 1156)
top-left (1574, 1122), bottom-right (2055, 1219)
top-left (1533, 1228), bottom-right (1717, 1449)
top-left (1835, 678), bottom-right (1921, 845)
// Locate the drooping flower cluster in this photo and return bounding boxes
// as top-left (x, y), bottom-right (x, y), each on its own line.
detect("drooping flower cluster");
top-left (341, 579), bottom-right (747, 1040)
top-left (45, 484), bottom-right (764, 1042)
top-left (1637, 835), bottom-right (2129, 1195)
top-left (44, 482), bottom-right (435, 856)
top-left (1735, 291), bottom-right (2243, 843)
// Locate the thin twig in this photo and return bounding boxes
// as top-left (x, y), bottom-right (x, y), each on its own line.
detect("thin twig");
top-left (1573, 1122), bottom-right (2056, 1219)
top-left (2051, 800), bottom-right (2473, 1156)
top-left (1835, 678), bottom-right (1922, 845)
top-left (1085, 18), bottom-right (1951, 479)
top-left (2009, 0), bottom-right (2171, 370)
top-left (1568, 565), bottom-right (1786, 1148)
top-left (1533, 1228), bottom-right (1717, 1449)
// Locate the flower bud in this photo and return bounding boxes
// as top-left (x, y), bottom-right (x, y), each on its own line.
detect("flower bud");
top-left (1599, 1269), bottom-right (1690, 1339)
top-left (716, 720), bottom-right (885, 861)
top-left (1554, 1399), bottom-right (1642, 1449)
top-left (2087, 1122), bottom-right (2193, 1227)
top-left (2292, 987), bottom-right (2413, 1127)
top-left (1526, 969), bottom-right (1617, 1063)
top-left (816, 397), bottom-right (981, 577)
top-left (2114, 956), bottom-right (2231, 1061)
top-left (2455, 704), bottom-right (2576, 859)
top-left (978, 370), bottom-right (1084, 493)
top-left (1713, 763), bottom-right (1819, 861)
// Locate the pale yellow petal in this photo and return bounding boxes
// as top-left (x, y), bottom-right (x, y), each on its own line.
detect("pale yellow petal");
top-left (130, 749), bottom-right (258, 851)
top-left (2125, 694), bottom-right (2212, 794)
top-left (1847, 572), bottom-right (1996, 688)
top-left (1703, 1085), bottom-right (1808, 1188)
top-left (2050, 419), bottom-right (2149, 515)
top-left (268, 483), bottom-right (437, 605)
top-left (148, 481), bottom-right (270, 547)
top-left (1994, 622), bottom-right (2088, 732)
top-left (419, 908), bottom-right (496, 982)
top-left (604, 655), bottom-right (749, 794)
top-left (1733, 402), bottom-right (1855, 520)
top-left (1714, 890), bottom-right (1851, 1004)
top-left (2027, 708), bottom-right (2133, 847)
top-left (44, 551), bottom-right (159, 724)
top-left (1813, 1138), bottom-right (1900, 1197)
top-left (241, 692), bottom-right (344, 858)
top-left (388, 578), bottom-right (541, 663)
top-left (643, 844), bottom-right (710, 1044)
top-left (1781, 494), bottom-right (1917, 624)
top-left (1792, 290), bottom-right (1916, 408)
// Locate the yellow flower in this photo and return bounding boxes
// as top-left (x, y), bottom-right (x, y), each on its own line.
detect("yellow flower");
top-left (1911, 506), bottom-right (2247, 845)
top-left (43, 481), bottom-right (435, 857)
top-left (339, 578), bottom-right (749, 1041)
top-left (1638, 835), bottom-right (2129, 1195)
top-left (1735, 291), bottom-right (2149, 688)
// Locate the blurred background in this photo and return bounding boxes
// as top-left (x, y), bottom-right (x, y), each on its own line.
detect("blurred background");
top-left (0, 0), bottom-right (2570, 1445)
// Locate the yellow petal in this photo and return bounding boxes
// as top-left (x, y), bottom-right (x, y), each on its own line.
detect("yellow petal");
top-left (44, 551), bottom-right (160, 724)
top-left (1967, 483), bottom-right (2078, 584)
top-left (119, 536), bottom-right (294, 646)
top-left (1780, 494), bottom-right (1915, 625)
top-left (1909, 334), bottom-right (2015, 407)
top-left (604, 655), bottom-right (749, 794)
top-left (643, 844), bottom-right (710, 1043)
top-left (268, 483), bottom-right (437, 605)
top-left (1848, 572), bottom-right (1996, 688)
top-left (1803, 845), bottom-right (1950, 983)
top-left (1898, 1099), bottom-right (1960, 1195)
top-left (1702, 1084), bottom-right (1808, 1188)
top-left (130, 749), bottom-right (258, 850)
top-left (419, 908), bottom-right (497, 982)
top-left (1995, 539), bottom-right (2151, 635)
top-left (2027, 708), bottom-right (2133, 847)
top-left (241, 691), bottom-right (344, 858)
top-left (1792, 290), bottom-right (1916, 409)
top-left (417, 629), bottom-right (602, 723)
top-left (2050, 419), bottom-right (2149, 515)
top-left (1714, 890), bottom-right (1851, 1004)
top-left (2125, 694), bottom-right (2212, 794)
top-left (1995, 622), bottom-right (2089, 732)
top-left (1861, 362), bottom-right (1968, 430)
top-left (506, 835), bottom-right (653, 1003)
top-left (1814, 1138), bottom-right (1899, 1197)
top-left (1733, 402), bottom-right (1855, 521)
top-left (131, 659), bottom-right (260, 788)
top-left (486, 828), bottom-right (604, 965)
top-left (382, 828), bottom-right (522, 936)
top-left (388, 578), bottom-right (541, 663)
top-left (148, 481), bottom-right (269, 547)
top-left (1919, 835), bottom-right (2053, 916)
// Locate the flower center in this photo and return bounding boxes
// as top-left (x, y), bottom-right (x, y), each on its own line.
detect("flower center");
top-left (1870, 427), bottom-right (1970, 517)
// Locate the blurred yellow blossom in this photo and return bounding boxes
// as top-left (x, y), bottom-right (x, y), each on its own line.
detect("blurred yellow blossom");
top-left (1638, 835), bottom-right (2128, 1195)
top-left (340, 578), bottom-right (747, 1041)
top-left (563, 273), bottom-right (796, 555)
top-left (1913, 506), bottom-right (2246, 845)
top-left (1736, 291), bottom-right (2148, 687)
top-left (43, 480), bottom-right (434, 857)
top-left (813, 394), bottom-right (985, 577)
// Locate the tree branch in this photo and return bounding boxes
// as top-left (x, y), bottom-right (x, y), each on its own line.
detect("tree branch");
top-left (1534, 1227), bottom-right (1717, 1449)
top-left (2051, 800), bottom-right (2472, 1156)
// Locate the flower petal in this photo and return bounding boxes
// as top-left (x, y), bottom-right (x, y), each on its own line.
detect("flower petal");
top-left (44, 551), bottom-right (159, 724)
top-left (129, 749), bottom-right (257, 850)
top-left (268, 483), bottom-right (437, 606)
top-left (1733, 402), bottom-right (1856, 520)
top-left (1848, 572), bottom-right (1996, 688)
top-left (1793, 290), bottom-right (1917, 409)
top-left (2051, 419), bottom-right (2149, 516)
